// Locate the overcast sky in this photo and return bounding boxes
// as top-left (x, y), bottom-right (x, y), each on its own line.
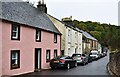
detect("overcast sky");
top-left (22, 0), bottom-right (119, 25)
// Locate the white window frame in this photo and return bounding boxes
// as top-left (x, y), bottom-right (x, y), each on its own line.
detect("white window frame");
top-left (12, 25), bottom-right (18, 39)
top-left (75, 32), bottom-right (78, 43)
top-left (46, 50), bottom-right (50, 62)
top-left (36, 30), bottom-right (40, 41)
top-left (54, 50), bottom-right (57, 58)
top-left (11, 50), bottom-right (20, 69)
top-left (12, 52), bottom-right (18, 65)
top-left (68, 30), bottom-right (71, 43)
top-left (54, 34), bottom-right (57, 43)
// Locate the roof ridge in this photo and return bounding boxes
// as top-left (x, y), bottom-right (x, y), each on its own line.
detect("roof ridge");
top-left (1, 2), bottom-right (61, 34)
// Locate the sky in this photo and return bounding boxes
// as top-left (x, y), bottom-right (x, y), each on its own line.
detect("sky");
top-left (22, 0), bottom-right (119, 25)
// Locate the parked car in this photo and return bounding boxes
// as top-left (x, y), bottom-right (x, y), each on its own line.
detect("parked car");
top-left (90, 50), bottom-right (99, 60)
top-left (50, 56), bottom-right (77, 69)
top-left (103, 51), bottom-right (107, 56)
top-left (98, 53), bottom-right (103, 59)
top-left (87, 54), bottom-right (93, 63)
top-left (101, 53), bottom-right (105, 57)
top-left (72, 54), bottom-right (88, 65)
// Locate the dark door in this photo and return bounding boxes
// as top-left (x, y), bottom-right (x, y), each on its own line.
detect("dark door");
top-left (35, 48), bottom-right (41, 70)
top-left (61, 50), bottom-right (64, 56)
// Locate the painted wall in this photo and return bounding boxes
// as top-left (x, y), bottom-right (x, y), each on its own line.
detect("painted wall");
top-left (2, 21), bottom-right (60, 76)
top-left (78, 33), bottom-right (82, 54)
top-left (64, 26), bottom-right (82, 56)
top-left (98, 43), bottom-right (102, 54)
top-left (83, 39), bottom-right (98, 54)
top-left (48, 15), bottom-right (82, 56)
top-left (47, 15), bottom-right (65, 52)
top-left (0, 21), bottom-right (2, 77)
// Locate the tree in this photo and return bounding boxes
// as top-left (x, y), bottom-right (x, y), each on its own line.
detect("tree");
top-left (72, 19), bottom-right (120, 51)
top-left (90, 31), bottom-right (101, 41)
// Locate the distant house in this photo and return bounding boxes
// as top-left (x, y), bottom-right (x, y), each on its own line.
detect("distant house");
top-left (0, 1), bottom-right (61, 76)
top-left (47, 15), bottom-right (83, 56)
top-left (79, 30), bottom-right (98, 54)
top-left (98, 43), bottom-right (102, 54)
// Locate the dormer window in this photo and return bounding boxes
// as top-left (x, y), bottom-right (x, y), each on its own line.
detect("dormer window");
top-left (36, 29), bottom-right (41, 42)
top-left (11, 23), bottom-right (20, 40)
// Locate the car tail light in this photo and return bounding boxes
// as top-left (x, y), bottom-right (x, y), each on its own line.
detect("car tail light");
top-left (81, 57), bottom-right (83, 60)
top-left (50, 60), bottom-right (52, 62)
top-left (60, 60), bottom-right (65, 63)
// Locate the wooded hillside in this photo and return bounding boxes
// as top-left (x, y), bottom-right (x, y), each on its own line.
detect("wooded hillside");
top-left (73, 20), bottom-right (120, 51)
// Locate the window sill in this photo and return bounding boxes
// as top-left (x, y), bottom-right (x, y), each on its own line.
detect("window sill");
top-left (11, 64), bottom-right (20, 70)
top-left (11, 38), bottom-right (20, 40)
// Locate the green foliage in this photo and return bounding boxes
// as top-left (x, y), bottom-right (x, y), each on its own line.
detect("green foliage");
top-left (90, 31), bottom-right (102, 41)
top-left (73, 20), bottom-right (120, 51)
top-left (95, 26), bottom-right (104, 31)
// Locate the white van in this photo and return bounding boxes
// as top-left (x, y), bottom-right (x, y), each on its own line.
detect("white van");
top-left (90, 50), bottom-right (99, 60)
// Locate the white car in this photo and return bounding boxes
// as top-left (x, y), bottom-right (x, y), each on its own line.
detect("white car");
top-left (90, 50), bottom-right (99, 60)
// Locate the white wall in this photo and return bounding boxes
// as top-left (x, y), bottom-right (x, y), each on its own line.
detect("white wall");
top-left (98, 43), bottom-right (102, 54)
top-left (78, 33), bottom-right (82, 54)
top-left (65, 27), bottom-right (69, 55)
top-left (65, 27), bottom-right (74, 56)
top-left (47, 15), bottom-right (83, 56)
top-left (65, 27), bottom-right (82, 56)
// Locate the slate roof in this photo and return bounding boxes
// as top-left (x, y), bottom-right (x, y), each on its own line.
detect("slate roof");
top-left (79, 29), bottom-right (97, 41)
top-left (47, 14), bottom-right (81, 33)
top-left (0, 2), bottom-right (61, 34)
top-left (47, 13), bottom-right (97, 41)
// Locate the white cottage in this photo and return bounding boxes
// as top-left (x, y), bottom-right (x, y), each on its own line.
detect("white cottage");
top-left (47, 15), bottom-right (83, 56)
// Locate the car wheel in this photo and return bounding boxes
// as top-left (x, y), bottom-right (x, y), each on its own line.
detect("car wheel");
top-left (86, 61), bottom-right (88, 64)
top-left (51, 66), bottom-right (55, 69)
top-left (75, 62), bottom-right (77, 67)
top-left (83, 62), bottom-right (86, 65)
top-left (67, 64), bottom-right (70, 69)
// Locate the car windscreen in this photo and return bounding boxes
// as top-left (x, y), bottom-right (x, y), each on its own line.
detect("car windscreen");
top-left (91, 53), bottom-right (97, 55)
top-left (82, 54), bottom-right (86, 56)
top-left (72, 54), bottom-right (81, 57)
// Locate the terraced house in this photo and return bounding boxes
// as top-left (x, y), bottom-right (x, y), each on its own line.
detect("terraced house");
top-left (79, 30), bottom-right (98, 54)
top-left (0, 1), bottom-right (61, 76)
top-left (47, 15), bottom-right (83, 56)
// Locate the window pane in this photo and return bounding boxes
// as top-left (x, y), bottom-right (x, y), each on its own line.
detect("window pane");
top-left (13, 26), bottom-right (18, 31)
top-left (11, 24), bottom-right (20, 40)
top-left (46, 50), bottom-right (50, 62)
top-left (12, 59), bottom-right (16, 64)
top-left (12, 52), bottom-right (16, 58)
top-left (12, 32), bottom-right (17, 38)
top-left (54, 34), bottom-right (57, 43)
top-left (54, 50), bottom-right (57, 58)
top-left (68, 30), bottom-right (71, 42)
top-left (36, 30), bottom-right (41, 42)
top-left (11, 50), bottom-right (20, 69)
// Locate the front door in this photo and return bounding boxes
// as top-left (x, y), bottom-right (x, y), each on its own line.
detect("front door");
top-left (35, 48), bottom-right (41, 71)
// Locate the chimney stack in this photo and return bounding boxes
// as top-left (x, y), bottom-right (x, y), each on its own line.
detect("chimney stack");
top-left (37, 0), bottom-right (47, 13)
top-left (62, 16), bottom-right (75, 27)
top-left (62, 16), bottom-right (73, 22)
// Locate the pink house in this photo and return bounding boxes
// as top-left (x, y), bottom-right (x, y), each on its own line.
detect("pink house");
top-left (0, 2), bottom-right (61, 76)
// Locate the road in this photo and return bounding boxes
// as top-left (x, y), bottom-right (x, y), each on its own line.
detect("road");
top-left (22, 52), bottom-right (110, 76)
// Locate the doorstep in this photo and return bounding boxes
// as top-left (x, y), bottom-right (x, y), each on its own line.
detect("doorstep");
top-left (41, 67), bottom-right (51, 71)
